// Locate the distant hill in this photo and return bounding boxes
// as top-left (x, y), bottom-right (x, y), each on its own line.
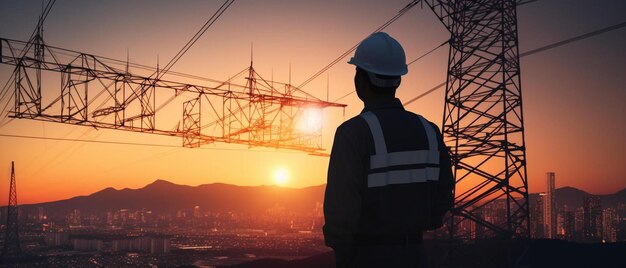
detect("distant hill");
top-left (13, 179), bottom-right (326, 217)
top-left (8, 180), bottom-right (626, 218)
top-left (529, 186), bottom-right (626, 210)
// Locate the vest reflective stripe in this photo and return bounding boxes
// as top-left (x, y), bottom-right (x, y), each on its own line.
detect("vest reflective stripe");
top-left (370, 150), bottom-right (439, 169)
top-left (417, 115), bottom-right (438, 154)
top-left (367, 168), bottom-right (441, 188)
top-left (360, 111), bottom-right (440, 188)
top-left (360, 112), bottom-right (387, 155)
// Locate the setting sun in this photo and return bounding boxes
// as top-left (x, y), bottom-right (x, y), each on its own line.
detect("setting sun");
top-left (274, 168), bottom-right (289, 186)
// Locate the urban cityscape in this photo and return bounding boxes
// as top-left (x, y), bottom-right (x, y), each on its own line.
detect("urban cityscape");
top-left (528, 173), bottom-right (623, 243)
top-left (445, 172), bottom-right (625, 243)
top-left (1, 171), bottom-right (625, 266)
top-left (1, 0), bottom-right (625, 267)
top-left (1, 177), bottom-right (331, 266)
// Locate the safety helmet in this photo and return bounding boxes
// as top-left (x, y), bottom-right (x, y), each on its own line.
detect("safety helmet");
top-left (348, 32), bottom-right (408, 77)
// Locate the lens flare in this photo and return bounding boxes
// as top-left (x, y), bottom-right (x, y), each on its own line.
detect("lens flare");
top-left (296, 108), bottom-right (323, 134)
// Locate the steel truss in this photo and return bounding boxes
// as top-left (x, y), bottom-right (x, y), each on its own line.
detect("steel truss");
top-left (0, 37), bottom-right (346, 155)
top-left (2, 162), bottom-right (21, 257)
top-left (423, 0), bottom-right (530, 240)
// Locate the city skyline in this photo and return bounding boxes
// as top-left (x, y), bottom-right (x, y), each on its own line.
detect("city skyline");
top-left (4, 175), bottom-right (626, 207)
top-left (7, 177), bottom-right (625, 241)
top-left (3, 170), bottom-right (625, 266)
top-left (2, 1), bottom-right (625, 266)
top-left (0, 0), bottom-right (625, 205)
top-left (0, 179), bottom-right (626, 210)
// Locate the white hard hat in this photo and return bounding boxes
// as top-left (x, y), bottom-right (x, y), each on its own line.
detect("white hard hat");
top-left (348, 32), bottom-right (408, 77)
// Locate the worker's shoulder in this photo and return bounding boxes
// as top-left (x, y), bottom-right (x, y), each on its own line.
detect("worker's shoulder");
top-left (404, 111), bottom-right (440, 131)
top-left (335, 114), bottom-right (368, 135)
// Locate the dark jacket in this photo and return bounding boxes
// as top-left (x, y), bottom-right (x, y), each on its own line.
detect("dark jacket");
top-left (323, 98), bottom-right (454, 266)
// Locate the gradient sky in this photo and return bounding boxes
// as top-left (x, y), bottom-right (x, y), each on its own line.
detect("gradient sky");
top-left (0, 0), bottom-right (625, 205)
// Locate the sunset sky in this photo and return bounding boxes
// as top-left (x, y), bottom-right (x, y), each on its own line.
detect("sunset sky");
top-left (0, 0), bottom-right (625, 205)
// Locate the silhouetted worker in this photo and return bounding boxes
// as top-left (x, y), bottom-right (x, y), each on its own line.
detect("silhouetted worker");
top-left (323, 32), bottom-right (454, 268)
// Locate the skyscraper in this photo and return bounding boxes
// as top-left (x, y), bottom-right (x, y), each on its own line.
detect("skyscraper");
top-left (602, 208), bottom-right (617, 243)
top-left (544, 172), bottom-right (556, 238)
top-left (584, 195), bottom-right (602, 242)
top-left (38, 206), bottom-right (45, 221)
top-left (564, 211), bottom-right (575, 241)
top-left (530, 193), bottom-right (545, 239)
top-left (194, 206), bottom-right (201, 218)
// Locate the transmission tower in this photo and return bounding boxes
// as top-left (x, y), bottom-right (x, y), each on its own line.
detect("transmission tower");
top-left (0, 37), bottom-right (346, 155)
top-left (423, 0), bottom-right (530, 240)
top-left (2, 161), bottom-right (21, 257)
top-left (0, 0), bottom-right (345, 155)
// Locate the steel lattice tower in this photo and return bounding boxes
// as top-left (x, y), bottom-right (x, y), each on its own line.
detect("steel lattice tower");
top-left (423, 0), bottom-right (530, 240)
top-left (2, 162), bottom-right (21, 257)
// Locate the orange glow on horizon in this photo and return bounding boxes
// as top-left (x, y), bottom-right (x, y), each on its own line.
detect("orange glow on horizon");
top-left (273, 168), bottom-right (290, 186)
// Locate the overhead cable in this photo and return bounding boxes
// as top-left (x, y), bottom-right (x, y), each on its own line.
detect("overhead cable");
top-left (402, 20), bottom-right (626, 106)
top-left (297, 0), bottom-right (421, 90)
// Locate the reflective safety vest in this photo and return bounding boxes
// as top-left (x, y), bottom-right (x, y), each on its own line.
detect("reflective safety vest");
top-left (360, 111), bottom-right (440, 188)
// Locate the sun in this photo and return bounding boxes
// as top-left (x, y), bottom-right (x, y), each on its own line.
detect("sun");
top-left (274, 168), bottom-right (289, 186)
top-left (296, 108), bottom-right (323, 134)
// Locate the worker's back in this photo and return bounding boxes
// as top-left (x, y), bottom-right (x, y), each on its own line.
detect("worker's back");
top-left (323, 32), bottom-right (454, 268)
top-left (333, 98), bottom-right (452, 235)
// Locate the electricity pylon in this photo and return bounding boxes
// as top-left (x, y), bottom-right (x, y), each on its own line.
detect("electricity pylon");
top-left (423, 0), bottom-right (530, 240)
top-left (0, 35), bottom-right (346, 155)
top-left (2, 162), bottom-right (21, 257)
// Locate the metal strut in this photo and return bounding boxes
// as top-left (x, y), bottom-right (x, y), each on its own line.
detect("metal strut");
top-left (422, 0), bottom-right (530, 240)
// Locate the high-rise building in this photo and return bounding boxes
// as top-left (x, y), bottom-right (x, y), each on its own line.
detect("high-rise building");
top-left (38, 206), bottom-right (45, 221)
top-left (119, 209), bottom-right (129, 225)
top-left (584, 195), bottom-right (602, 242)
top-left (69, 209), bottom-right (82, 226)
top-left (602, 208), bottom-right (617, 243)
top-left (574, 207), bottom-right (585, 241)
top-left (556, 210), bottom-right (566, 239)
top-left (106, 212), bottom-right (114, 226)
top-left (544, 172), bottom-right (556, 238)
top-left (530, 193), bottom-right (545, 238)
top-left (194, 206), bottom-right (201, 218)
top-left (564, 211), bottom-right (575, 241)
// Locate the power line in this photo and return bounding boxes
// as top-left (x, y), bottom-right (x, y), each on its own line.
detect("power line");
top-left (333, 39), bottom-right (448, 102)
top-left (517, 0), bottom-right (539, 6)
top-left (407, 39), bottom-right (449, 65)
top-left (0, 0), bottom-right (57, 128)
top-left (3, 3), bottom-right (624, 151)
top-left (402, 20), bottom-right (626, 106)
top-left (160, 0), bottom-right (235, 76)
top-left (0, 133), bottom-right (300, 154)
top-left (520, 20), bottom-right (626, 57)
top-left (297, 0), bottom-right (421, 90)
top-left (334, 19), bottom-right (626, 106)
top-left (113, 0), bottom-right (235, 109)
top-left (301, 0), bottom-right (539, 95)
top-left (402, 81), bottom-right (446, 106)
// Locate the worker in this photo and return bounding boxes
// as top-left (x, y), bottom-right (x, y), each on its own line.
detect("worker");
top-left (323, 32), bottom-right (455, 268)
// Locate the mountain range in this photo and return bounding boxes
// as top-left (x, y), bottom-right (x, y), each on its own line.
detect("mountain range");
top-left (14, 179), bottom-right (325, 217)
top-left (7, 179), bottom-right (626, 217)
top-left (529, 186), bottom-right (626, 210)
